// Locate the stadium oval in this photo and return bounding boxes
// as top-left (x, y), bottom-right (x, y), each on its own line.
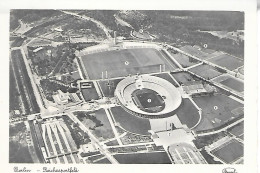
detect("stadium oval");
top-left (115, 75), bottom-right (182, 119)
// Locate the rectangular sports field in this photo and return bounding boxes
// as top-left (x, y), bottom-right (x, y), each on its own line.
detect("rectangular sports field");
top-left (220, 77), bottom-right (244, 92)
top-left (189, 64), bottom-right (222, 80)
top-left (81, 48), bottom-right (176, 80)
top-left (171, 52), bottom-right (199, 68)
top-left (212, 139), bottom-right (243, 163)
top-left (114, 152), bottom-right (172, 164)
top-left (228, 122), bottom-right (244, 139)
top-left (193, 94), bottom-right (243, 131)
top-left (180, 45), bottom-right (215, 60)
top-left (208, 54), bottom-right (243, 71)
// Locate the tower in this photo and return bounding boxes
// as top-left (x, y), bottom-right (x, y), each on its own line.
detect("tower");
top-left (114, 31), bottom-right (117, 45)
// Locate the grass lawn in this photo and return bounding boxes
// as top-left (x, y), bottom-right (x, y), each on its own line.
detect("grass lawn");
top-left (212, 139), bottom-right (243, 163)
top-left (81, 48), bottom-right (174, 80)
top-left (208, 54), bottom-right (243, 71)
top-left (189, 64), bottom-right (222, 80)
top-left (170, 52), bottom-right (199, 68)
top-left (193, 94), bottom-right (243, 131)
top-left (220, 77), bottom-right (244, 92)
top-left (114, 152), bottom-right (172, 164)
top-left (98, 78), bottom-right (123, 97)
top-left (81, 87), bottom-right (99, 101)
top-left (170, 72), bottom-right (198, 85)
top-left (175, 98), bottom-right (200, 129)
top-left (92, 109), bottom-right (115, 140)
top-left (228, 122), bottom-right (244, 137)
top-left (110, 106), bottom-right (151, 135)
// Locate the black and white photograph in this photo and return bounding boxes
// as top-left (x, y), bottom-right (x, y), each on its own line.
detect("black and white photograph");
top-left (9, 9), bottom-right (245, 164)
top-left (1, 0), bottom-right (258, 172)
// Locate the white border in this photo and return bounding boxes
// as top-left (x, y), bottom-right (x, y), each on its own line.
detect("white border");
top-left (0, 0), bottom-right (257, 173)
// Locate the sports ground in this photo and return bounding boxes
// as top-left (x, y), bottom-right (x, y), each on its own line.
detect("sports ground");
top-left (81, 48), bottom-right (176, 80)
top-left (208, 54), bottom-right (243, 71)
top-left (175, 98), bottom-right (200, 129)
top-left (193, 94), bottom-right (243, 131)
top-left (211, 139), bottom-right (243, 163)
top-left (110, 106), bottom-right (151, 135)
top-left (189, 64), bottom-right (222, 80)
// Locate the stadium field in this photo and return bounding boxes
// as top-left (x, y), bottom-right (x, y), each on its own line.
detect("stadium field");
top-left (110, 106), bottom-right (151, 135)
top-left (114, 152), bottom-right (172, 164)
top-left (208, 54), bottom-right (243, 71)
top-left (153, 72), bottom-right (179, 87)
top-left (193, 94), bottom-right (243, 131)
top-left (220, 77), bottom-right (244, 92)
top-left (189, 64), bottom-right (222, 80)
top-left (175, 98), bottom-right (200, 129)
top-left (212, 139), bottom-right (243, 163)
top-left (98, 78), bottom-right (123, 97)
top-left (132, 88), bottom-right (165, 113)
top-left (81, 48), bottom-right (175, 80)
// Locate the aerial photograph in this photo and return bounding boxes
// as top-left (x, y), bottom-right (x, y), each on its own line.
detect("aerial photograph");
top-left (9, 10), bottom-right (244, 164)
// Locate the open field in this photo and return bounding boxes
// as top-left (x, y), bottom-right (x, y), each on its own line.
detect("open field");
top-left (220, 78), bottom-right (244, 93)
top-left (175, 98), bottom-right (200, 128)
top-left (81, 48), bottom-right (175, 80)
top-left (211, 139), bottom-right (243, 163)
top-left (170, 72), bottom-right (199, 85)
top-left (92, 109), bottom-right (115, 140)
top-left (98, 78), bottom-right (123, 97)
top-left (193, 94), bottom-right (243, 131)
top-left (170, 52), bottom-right (199, 68)
top-left (189, 64), bottom-right (223, 80)
top-left (114, 152), bottom-right (171, 164)
top-left (110, 106), bottom-right (151, 135)
top-left (208, 54), bottom-right (243, 71)
top-left (81, 84), bottom-right (99, 101)
top-left (228, 122), bottom-right (244, 139)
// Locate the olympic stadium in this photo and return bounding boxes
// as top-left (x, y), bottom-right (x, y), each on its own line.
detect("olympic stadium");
top-left (114, 75), bottom-right (182, 119)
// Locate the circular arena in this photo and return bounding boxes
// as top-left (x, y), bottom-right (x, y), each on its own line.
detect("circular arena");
top-left (115, 75), bottom-right (182, 119)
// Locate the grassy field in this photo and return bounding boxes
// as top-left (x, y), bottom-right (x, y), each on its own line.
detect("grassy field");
top-left (220, 77), bottom-right (244, 92)
top-left (81, 86), bottom-right (99, 102)
top-left (212, 139), bottom-right (243, 163)
top-left (170, 52), bottom-right (199, 68)
top-left (175, 98), bottom-right (200, 128)
top-left (110, 106), bottom-right (151, 135)
top-left (228, 122), bottom-right (244, 139)
top-left (92, 109), bottom-right (115, 140)
top-left (81, 48), bottom-right (174, 80)
top-left (98, 78), bottom-right (123, 97)
top-left (208, 54), bottom-right (243, 71)
top-left (193, 94), bottom-right (243, 131)
top-left (114, 152), bottom-right (172, 164)
top-left (170, 72), bottom-right (199, 85)
top-left (189, 64), bottom-right (223, 80)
